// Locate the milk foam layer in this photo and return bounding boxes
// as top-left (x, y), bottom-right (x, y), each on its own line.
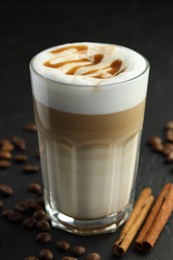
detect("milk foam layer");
top-left (32, 42), bottom-right (146, 85)
top-left (30, 42), bottom-right (149, 114)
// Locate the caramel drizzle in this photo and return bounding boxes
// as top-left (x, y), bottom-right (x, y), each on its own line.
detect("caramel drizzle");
top-left (66, 54), bottom-right (103, 75)
top-left (51, 45), bottom-right (88, 54)
top-left (44, 58), bottom-right (89, 69)
top-left (44, 45), bottom-right (125, 79)
top-left (84, 60), bottom-right (124, 78)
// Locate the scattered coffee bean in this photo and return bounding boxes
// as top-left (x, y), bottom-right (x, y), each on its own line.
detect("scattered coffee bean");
top-left (24, 257), bottom-right (39, 260)
top-left (39, 215), bottom-right (50, 222)
top-left (153, 143), bottom-right (163, 152)
top-left (11, 136), bottom-right (26, 150)
top-left (15, 201), bottom-right (29, 213)
top-left (2, 209), bottom-right (14, 218)
top-left (86, 253), bottom-right (101, 260)
top-left (62, 257), bottom-right (77, 260)
top-left (162, 143), bottom-right (173, 155)
top-left (0, 141), bottom-right (14, 152)
top-left (166, 151), bottom-right (173, 162)
top-left (28, 183), bottom-right (42, 193)
top-left (0, 184), bottom-right (13, 196)
top-left (22, 217), bottom-right (37, 229)
top-left (36, 220), bottom-right (51, 231)
top-left (56, 240), bottom-right (70, 252)
top-left (24, 164), bottom-right (39, 173)
top-left (148, 136), bottom-right (163, 152)
top-left (72, 245), bottom-right (86, 257)
top-left (0, 200), bottom-right (3, 208)
top-left (165, 129), bottom-right (173, 142)
top-left (39, 249), bottom-right (53, 260)
top-left (148, 120), bottom-right (173, 172)
top-left (26, 199), bottom-right (43, 211)
top-left (0, 160), bottom-right (12, 168)
top-left (166, 120), bottom-right (173, 130)
top-left (24, 122), bottom-right (37, 133)
top-left (14, 154), bottom-right (28, 163)
top-left (7, 211), bottom-right (23, 222)
top-left (33, 209), bottom-right (47, 219)
top-left (36, 232), bottom-right (52, 244)
top-left (148, 136), bottom-right (162, 146)
top-left (0, 151), bottom-right (12, 160)
top-left (0, 139), bottom-right (11, 146)
top-left (26, 198), bottom-right (36, 205)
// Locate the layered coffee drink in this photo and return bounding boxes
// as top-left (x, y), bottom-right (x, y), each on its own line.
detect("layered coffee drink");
top-left (30, 42), bottom-right (149, 234)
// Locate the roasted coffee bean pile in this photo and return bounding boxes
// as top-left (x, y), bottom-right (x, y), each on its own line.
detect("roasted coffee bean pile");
top-left (148, 120), bottom-right (173, 171)
top-left (0, 122), bottom-right (102, 260)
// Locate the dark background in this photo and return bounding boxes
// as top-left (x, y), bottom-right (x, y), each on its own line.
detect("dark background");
top-left (0, 1), bottom-right (173, 259)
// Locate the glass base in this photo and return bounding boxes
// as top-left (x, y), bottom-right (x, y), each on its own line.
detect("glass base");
top-left (45, 202), bottom-right (133, 236)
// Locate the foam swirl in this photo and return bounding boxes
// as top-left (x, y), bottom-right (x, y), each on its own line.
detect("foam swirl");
top-left (44, 45), bottom-right (125, 79)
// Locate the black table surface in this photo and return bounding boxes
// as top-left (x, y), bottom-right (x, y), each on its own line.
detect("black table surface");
top-left (1, 1), bottom-right (173, 259)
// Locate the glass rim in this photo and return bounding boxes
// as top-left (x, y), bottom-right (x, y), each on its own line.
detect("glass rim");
top-left (29, 49), bottom-right (150, 89)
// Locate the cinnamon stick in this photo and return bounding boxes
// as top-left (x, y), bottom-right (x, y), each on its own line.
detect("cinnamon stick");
top-left (136, 183), bottom-right (173, 252)
top-left (113, 188), bottom-right (154, 256)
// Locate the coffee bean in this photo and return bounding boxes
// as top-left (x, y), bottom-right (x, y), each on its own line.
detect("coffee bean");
top-left (24, 257), bottom-right (39, 260)
top-left (25, 198), bottom-right (36, 206)
top-left (56, 240), bottom-right (70, 252)
top-left (166, 151), bottom-right (173, 162)
top-left (0, 200), bottom-right (3, 208)
top-left (7, 211), bottom-right (23, 222)
top-left (152, 142), bottom-right (163, 152)
top-left (62, 257), bottom-right (77, 260)
top-left (165, 129), bottom-right (173, 142)
top-left (2, 209), bottom-right (13, 218)
top-left (166, 135), bottom-right (173, 142)
top-left (14, 154), bottom-right (28, 163)
top-left (33, 209), bottom-right (47, 219)
top-left (0, 141), bottom-right (14, 152)
top-left (0, 138), bottom-right (11, 146)
top-left (26, 199), bottom-right (43, 211)
top-left (28, 183), bottom-right (42, 193)
top-left (72, 245), bottom-right (86, 256)
top-left (36, 220), bottom-right (51, 231)
top-left (22, 217), bottom-right (37, 229)
top-left (166, 120), bottom-right (173, 130)
top-left (37, 217), bottom-right (48, 224)
top-left (15, 201), bottom-right (29, 213)
top-left (24, 122), bottom-right (37, 133)
top-left (148, 136), bottom-right (162, 146)
top-left (39, 215), bottom-right (50, 222)
top-left (39, 249), bottom-right (53, 260)
top-left (36, 232), bottom-right (52, 244)
top-left (86, 253), bottom-right (101, 260)
top-left (11, 136), bottom-right (26, 150)
top-left (0, 151), bottom-right (12, 160)
top-left (162, 143), bottom-right (173, 155)
top-left (0, 160), bottom-right (11, 168)
top-left (24, 164), bottom-right (39, 173)
top-left (0, 184), bottom-right (13, 196)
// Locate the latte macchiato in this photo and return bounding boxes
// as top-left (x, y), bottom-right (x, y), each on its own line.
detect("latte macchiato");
top-left (30, 42), bottom-right (149, 235)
